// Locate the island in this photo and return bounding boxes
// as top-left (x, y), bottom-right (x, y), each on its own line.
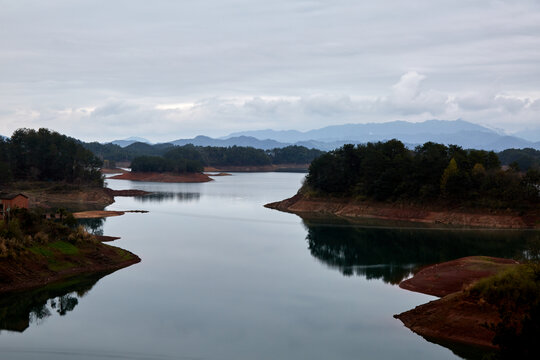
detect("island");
top-left (87, 141), bottom-right (324, 175)
top-left (106, 145), bottom-right (318, 182)
top-left (110, 171), bottom-right (213, 183)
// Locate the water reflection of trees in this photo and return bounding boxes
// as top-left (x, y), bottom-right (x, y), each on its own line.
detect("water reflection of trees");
top-left (0, 272), bottom-right (111, 333)
top-left (134, 192), bottom-right (200, 203)
top-left (77, 217), bottom-right (106, 236)
top-left (304, 219), bottom-right (535, 284)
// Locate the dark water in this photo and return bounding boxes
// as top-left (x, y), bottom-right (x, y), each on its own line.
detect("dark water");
top-left (0, 173), bottom-right (537, 359)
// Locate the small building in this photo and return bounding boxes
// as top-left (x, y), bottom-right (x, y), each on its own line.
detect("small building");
top-left (0, 193), bottom-right (29, 220)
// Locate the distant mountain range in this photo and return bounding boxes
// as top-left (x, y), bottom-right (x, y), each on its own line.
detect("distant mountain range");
top-left (110, 120), bottom-right (540, 151)
top-left (169, 135), bottom-right (286, 150)
top-left (111, 136), bottom-right (150, 147)
top-left (514, 128), bottom-right (540, 142)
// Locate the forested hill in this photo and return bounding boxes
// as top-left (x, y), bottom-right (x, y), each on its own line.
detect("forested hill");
top-left (130, 145), bottom-right (324, 173)
top-left (83, 140), bottom-right (540, 171)
top-left (0, 129), bottom-right (103, 186)
top-left (82, 141), bottom-right (175, 163)
top-left (498, 148), bottom-right (540, 171)
top-left (305, 140), bottom-right (539, 210)
top-left (0, 129), bottom-right (323, 178)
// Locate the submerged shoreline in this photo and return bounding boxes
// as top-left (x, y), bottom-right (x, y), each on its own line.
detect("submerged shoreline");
top-left (265, 193), bottom-right (539, 229)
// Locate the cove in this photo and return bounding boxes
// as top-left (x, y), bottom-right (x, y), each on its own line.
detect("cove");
top-left (1, 172), bottom-right (537, 360)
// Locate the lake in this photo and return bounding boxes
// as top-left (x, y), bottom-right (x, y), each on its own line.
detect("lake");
top-left (0, 172), bottom-right (536, 359)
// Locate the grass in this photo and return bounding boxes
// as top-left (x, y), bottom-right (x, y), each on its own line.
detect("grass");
top-left (468, 263), bottom-right (540, 309)
top-left (49, 241), bottom-right (79, 255)
top-left (29, 245), bottom-right (54, 258)
top-left (48, 261), bottom-right (76, 272)
top-left (113, 246), bottom-right (135, 261)
top-left (467, 263), bottom-right (540, 357)
top-left (29, 242), bottom-right (80, 271)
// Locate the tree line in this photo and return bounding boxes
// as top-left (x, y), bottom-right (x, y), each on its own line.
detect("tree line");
top-left (81, 139), bottom-right (540, 169)
top-left (130, 144), bottom-right (325, 173)
top-left (83, 141), bottom-right (174, 163)
top-left (0, 129), bottom-right (103, 186)
top-left (498, 148), bottom-right (540, 171)
top-left (306, 140), bottom-right (540, 209)
top-left (82, 141), bottom-right (324, 165)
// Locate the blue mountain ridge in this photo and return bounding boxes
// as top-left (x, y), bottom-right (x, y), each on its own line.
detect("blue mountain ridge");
top-left (111, 120), bottom-right (540, 151)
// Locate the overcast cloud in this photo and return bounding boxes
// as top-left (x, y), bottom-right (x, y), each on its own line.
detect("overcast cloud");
top-left (1, 0), bottom-right (539, 142)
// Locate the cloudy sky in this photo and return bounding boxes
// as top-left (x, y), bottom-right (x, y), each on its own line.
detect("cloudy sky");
top-left (1, 0), bottom-right (539, 142)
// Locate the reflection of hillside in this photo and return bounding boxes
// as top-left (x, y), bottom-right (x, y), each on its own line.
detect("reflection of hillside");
top-left (0, 272), bottom-right (111, 333)
top-left (304, 219), bottom-right (534, 284)
top-left (134, 192), bottom-right (200, 203)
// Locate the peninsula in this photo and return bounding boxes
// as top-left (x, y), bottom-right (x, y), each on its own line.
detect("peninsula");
top-left (0, 207), bottom-right (140, 294)
top-left (0, 129), bottom-right (141, 293)
top-left (266, 140), bottom-right (539, 229)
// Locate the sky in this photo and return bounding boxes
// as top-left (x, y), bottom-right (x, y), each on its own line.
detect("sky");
top-left (1, 0), bottom-right (540, 142)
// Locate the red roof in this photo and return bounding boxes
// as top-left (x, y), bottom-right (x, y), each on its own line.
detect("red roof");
top-left (0, 193), bottom-right (28, 200)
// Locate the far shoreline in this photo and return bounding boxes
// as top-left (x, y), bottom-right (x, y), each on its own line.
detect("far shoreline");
top-left (204, 164), bottom-right (309, 172)
top-left (109, 171), bottom-right (213, 183)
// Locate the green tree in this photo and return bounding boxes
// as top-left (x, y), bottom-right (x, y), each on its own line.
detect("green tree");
top-left (6, 128), bottom-right (103, 185)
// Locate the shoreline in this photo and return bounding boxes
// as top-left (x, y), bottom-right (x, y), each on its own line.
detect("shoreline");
top-left (394, 256), bottom-right (520, 350)
top-left (395, 291), bottom-right (500, 349)
top-left (0, 182), bottom-right (146, 294)
top-left (0, 241), bottom-right (140, 294)
top-left (73, 210), bottom-right (125, 219)
top-left (265, 193), bottom-right (539, 229)
top-left (399, 256), bottom-right (518, 297)
top-left (1, 183), bottom-right (151, 211)
top-left (109, 172), bottom-right (213, 183)
top-left (101, 167), bottom-right (128, 174)
top-left (204, 164), bottom-right (309, 172)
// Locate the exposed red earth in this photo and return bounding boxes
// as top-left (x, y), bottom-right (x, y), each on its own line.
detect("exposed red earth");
top-left (73, 210), bottom-right (125, 219)
top-left (204, 164), bottom-right (310, 172)
top-left (104, 188), bottom-right (151, 197)
top-left (265, 193), bottom-right (539, 229)
top-left (399, 256), bottom-right (519, 297)
top-left (94, 235), bottom-right (121, 242)
top-left (110, 172), bottom-right (213, 183)
top-left (0, 241), bottom-right (140, 294)
top-left (101, 168), bottom-right (128, 174)
top-left (395, 256), bottom-right (520, 349)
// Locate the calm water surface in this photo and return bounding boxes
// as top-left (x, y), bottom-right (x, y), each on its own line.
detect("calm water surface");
top-left (0, 173), bottom-right (536, 359)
